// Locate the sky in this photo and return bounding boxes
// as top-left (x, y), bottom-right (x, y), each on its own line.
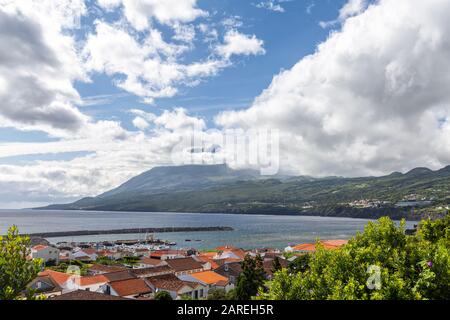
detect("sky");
top-left (1, 0), bottom-right (450, 208)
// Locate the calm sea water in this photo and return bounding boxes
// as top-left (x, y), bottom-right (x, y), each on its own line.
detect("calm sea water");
top-left (0, 210), bottom-right (417, 250)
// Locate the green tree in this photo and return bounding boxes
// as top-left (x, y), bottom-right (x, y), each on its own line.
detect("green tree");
top-left (271, 256), bottom-right (282, 274)
top-left (235, 254), bottom-right (266, 300)
top-left (154, 290), bottom-right (173, 300)
top-left (260, 216), bottom-right (450, 300)
top-left (207, 288), bottom-right (227, 300)
top-left (288, 253), bottom-right (311, 274)
top-left (0, 226), bottom-right (43, 300)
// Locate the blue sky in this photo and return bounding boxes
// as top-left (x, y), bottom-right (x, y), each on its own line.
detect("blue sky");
top-left (1, 0), bottom-right (450, 208)
top-left (72, 0), bottom-right (345, 129)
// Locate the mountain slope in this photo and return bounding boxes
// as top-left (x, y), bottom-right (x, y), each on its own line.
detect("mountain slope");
top-left (39, 164), bottom-right (450, 220)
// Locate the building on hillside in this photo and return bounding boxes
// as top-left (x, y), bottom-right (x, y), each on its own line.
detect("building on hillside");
top-left (104, 278), bottom-right (153, 299)
top-left (214, 262), bottom-right (242, 285)
top-left (134, 257), bottom-right (167, 269)
top-left (165, 257), bottom-right (204, 276)
top-left (131, 265), bottom-right (175, 278)
top-left (49, 290), bottom-right (129, 300)
top-left (145, 274), bottom-right (207, 300)
top-left (178, 270), bottom-right (234, 294)
top-left (30, 245), bottom-right (60, 264)
top-left (27, 274), bottom-right (63, 298)
top-left (102, 270), bottom-right (136, 282)
top-left (287, 240), bottom-right (348, 253)
top-left (87, 264), bottom-right (127, 276)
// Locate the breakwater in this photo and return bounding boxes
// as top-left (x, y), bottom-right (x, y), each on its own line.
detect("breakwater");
top-left (23, 226), bottom-right (234, 238)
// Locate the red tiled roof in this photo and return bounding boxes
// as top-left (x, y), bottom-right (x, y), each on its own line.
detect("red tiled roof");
top-left (32, 245), bottom-right (49, 251)
top-left (49, 290), bottom-right (129, 300)
top-left (292, 240), bottom-right (348, 252)
top-left (39, 270), bottom-right (72, 287)
top-left (139, 257), bottom-right (164, 266)
top-left (166, 257), bottom-right (203, 272)
top-left (146, 274), bottom-right (195, 292)
top-left (88, 264), bottom-right (127, 273)
top-left (78, 275), bottom-right (108, 286)
top-left (109, 278), bottom-right (152, 297)
top-left (189, 271), bottom-right (229, 285)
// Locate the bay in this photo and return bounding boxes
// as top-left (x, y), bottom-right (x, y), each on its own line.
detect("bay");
top-left (0, 209), bottom-right (417, 250)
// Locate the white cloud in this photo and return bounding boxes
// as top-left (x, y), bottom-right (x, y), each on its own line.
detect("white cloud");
top-left (254, 1), bottom-right (285, 13)
top-left (172, 23), bottom-right (196, 43)
top-left (216, 0), bottom-right (450, 177)
top-left (97, 0), bottom-right (207, 30)
top-left (0, 0), bottom-right (89, 136)
top-left (216, 30), bottom-right (266, 59)
top-left (132, 117), bottom-right (150, 130)
top-left (83, 21), bottom-right (227, 103)
top-left (320, 0), bottom-right (369, 28)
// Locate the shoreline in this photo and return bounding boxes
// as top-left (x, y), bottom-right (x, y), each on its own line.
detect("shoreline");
top-left (27, 207), bottom-right (422, 222)
top-left (21, 226), bottom-right (234, 239)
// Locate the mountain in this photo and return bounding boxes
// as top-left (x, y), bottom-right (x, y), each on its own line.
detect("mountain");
top-left (99, 164), bottom-right (262, 198)
top-left (39, 164), bottom-right (450, 220)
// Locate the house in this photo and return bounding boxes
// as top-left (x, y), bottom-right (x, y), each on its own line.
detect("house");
top-left (72, 274), bottom-right (109, 292)
top-left (38, 270), bottom-right (72, 293)
top-left (131, 265), bottom-right (174, 278)
top-left (134, 257), bottom-right (167, 269)
top-left (165, 257), bottom-right (204, 276)
top-left (97, 249), bottom-right (123, 260)
top-left (39, 270), bottom-right (108, 293)
top-left (102, 270), bottom-right (136, 282)
top-left (215, 262), bottom-right (242, 285)
top-left (30, 245), bottom-right (60, 264)
top-left (178, 271), bottom-right (233, 294)
top-left (104, 278), bottom-right (153, 299)
top-left (290, 240), bottom-right (349, 253)
top-left (194, 254), bottom-right (220, 270)
top-left (150, 250), bottom-right (186, 260)
top-left (262, 258), bottom-right (289, 279)
top-left (27, 275), bottom-right (63, 298)
top-left (146, 274), bottom-right (207, 300)
top-left (214, 246), bottom-right (247, 260)
top-left (132, 248), bottom-right (151, 257)
top-left (87, 264), bottom-right (127, 276)
top-left (49, 290), bottom-right (129, 300)
top-left (72, 248), bottom-right (98, 261)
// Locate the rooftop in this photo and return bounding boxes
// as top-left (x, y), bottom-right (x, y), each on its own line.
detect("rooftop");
top-left (109, 278), bottom-right (152, 297)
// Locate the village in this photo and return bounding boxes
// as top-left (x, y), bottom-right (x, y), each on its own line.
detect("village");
top-left (27, 236), bottom-right (348, 300)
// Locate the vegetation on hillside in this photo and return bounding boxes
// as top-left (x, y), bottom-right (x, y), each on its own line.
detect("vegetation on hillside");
top-left (0, 226), bottom-right (43, 300)
top-left (41, 164), bottom-right (450, 220)
top-left (258, 215), bottom-right (450, 300)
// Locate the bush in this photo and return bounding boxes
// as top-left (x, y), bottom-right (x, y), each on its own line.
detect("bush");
top-left (154, 290), bottom-right (173, 300)
top-left (260, 216), bottom-right (450, 300)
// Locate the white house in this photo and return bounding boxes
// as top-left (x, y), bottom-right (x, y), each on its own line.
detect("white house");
top-left (30, 245), bottom-right (60, 264)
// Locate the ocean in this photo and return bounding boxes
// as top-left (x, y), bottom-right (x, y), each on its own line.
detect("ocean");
top-left (0, 209), bottom-right (417, 250)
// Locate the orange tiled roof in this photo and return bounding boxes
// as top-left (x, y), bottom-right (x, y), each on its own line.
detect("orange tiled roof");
top-left (216, 245), bottom-right (238, 251)
top-left (32, 245), bottom-right (49, 251)
top-left (189, 271), bottom-right (229, 285)
top-left (78, 275), bottom-right (108, 286)
top-left (39, 270), bottom-right (72, 286)
top-left (109, 278), bottom-right (152, 297)
top-left (195, 256), bottom-right (220, 269)
top-left (292, 240), bottom-right (348, 252)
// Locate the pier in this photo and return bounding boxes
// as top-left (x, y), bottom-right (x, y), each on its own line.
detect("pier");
top-left (23, 226), bottom-right (234, 239)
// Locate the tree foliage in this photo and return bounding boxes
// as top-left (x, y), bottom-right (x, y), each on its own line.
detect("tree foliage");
top-left (154, 290), bottom-right (173, 300)
top-left (235, 254), bottom-right (266, 300)
top-left (0, 226), bottom-right (43, 300)
top-left (207, 288), bottom-right (227, 300)
top-left (260, 216), bottom-right (450, 300)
